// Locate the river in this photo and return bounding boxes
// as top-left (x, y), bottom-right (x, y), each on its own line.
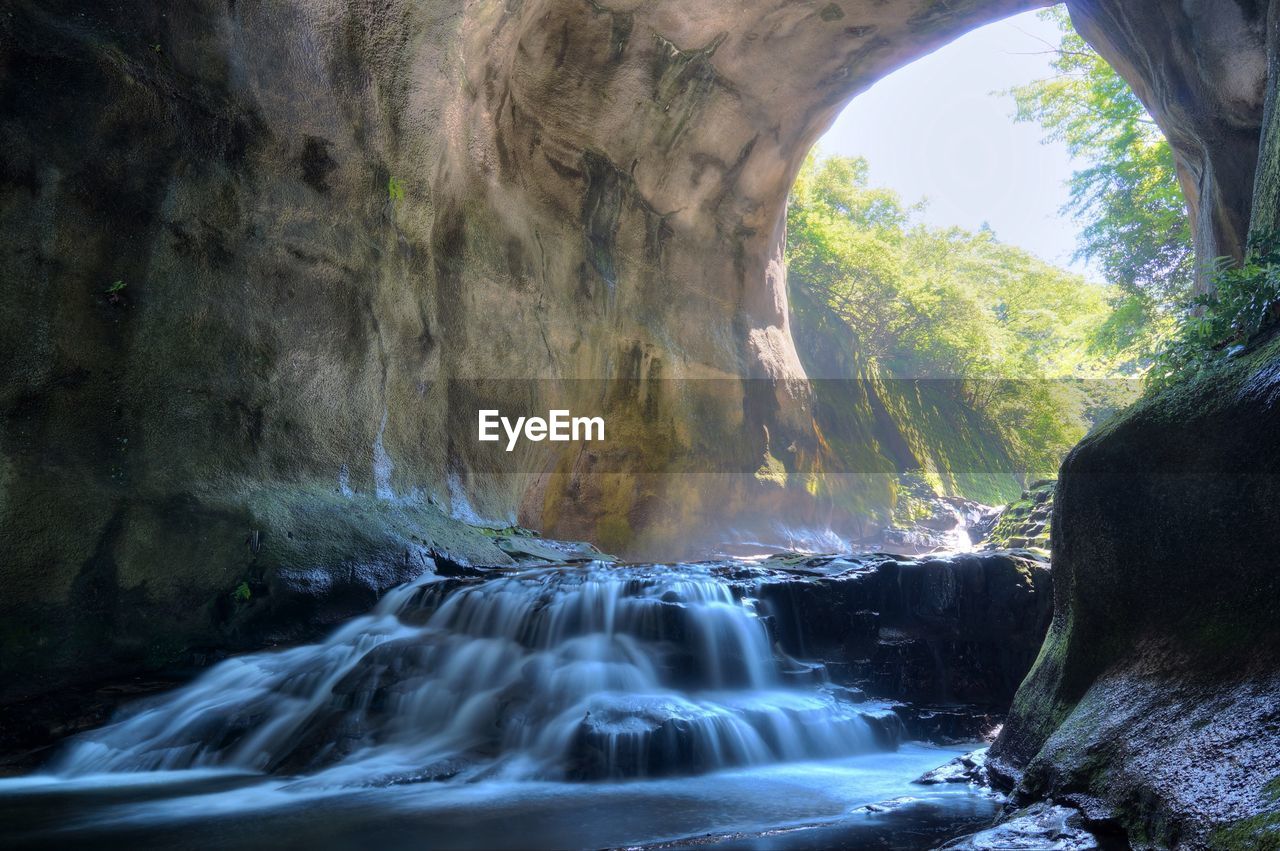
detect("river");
top-left (0, 561), bottom-right (1003, 849)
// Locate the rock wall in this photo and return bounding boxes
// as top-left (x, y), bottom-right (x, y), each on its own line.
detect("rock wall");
top-left (1066, 0), bottom-right (1269, 285)
top-left (754, 551), bottom-right (1053, 710)
top-left (0, 0), bottom-right (1042, 696)
top-left (987, 4), bottom-right (1280, 847)
top-left (991, 335), bottom-right (1280, 848)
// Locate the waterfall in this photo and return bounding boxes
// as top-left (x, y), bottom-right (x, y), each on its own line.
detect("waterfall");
top-left (54, 563), bottom-right (902, 786)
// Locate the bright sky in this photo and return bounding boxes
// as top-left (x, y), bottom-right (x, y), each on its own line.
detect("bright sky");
top-left (817, 7), bottom-right (1093, 276)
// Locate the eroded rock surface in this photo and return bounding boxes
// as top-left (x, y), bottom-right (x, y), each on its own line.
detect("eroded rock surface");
top-left (991, 335), bottom-right (1280, 847)
top-left (753, 550), bottom-right (1053, 711)
top-left (1, 0), bottom-right (1051, 698)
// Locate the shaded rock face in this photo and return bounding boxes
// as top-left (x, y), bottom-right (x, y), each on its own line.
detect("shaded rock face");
top-left (991, 336), bottom-right (1280, 847)
top-left (754, 551), bottom-right (1052, 710)
top-left (0, 0), bottom-right (1044, 695)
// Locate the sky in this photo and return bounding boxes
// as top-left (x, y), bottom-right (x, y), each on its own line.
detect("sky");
top-left (817, 7), bottom-right (1093, 275)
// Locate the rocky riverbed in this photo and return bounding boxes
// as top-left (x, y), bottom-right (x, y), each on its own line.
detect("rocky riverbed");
top-left (0, 545), bottom-right (1054, 848)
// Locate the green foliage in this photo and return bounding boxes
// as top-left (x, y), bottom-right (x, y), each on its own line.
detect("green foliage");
top-left (1009, 7), bottom-right (1193, 314)
top-left (105, 280), bottom-right (127, 294)
top-left (387, 176), bottom-right (405, 203)
top-left (231, 581), bottom-right (252, 603)
top-left (788, 153), bottom-right (1138, 486)
top-left (1147, 241), bottom-right (1280, 389)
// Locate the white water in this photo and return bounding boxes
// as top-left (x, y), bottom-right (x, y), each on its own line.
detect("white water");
top-left (53, 564), bottom-right (901, 786)
top-left (0, 561), bottom-right (1009, 849)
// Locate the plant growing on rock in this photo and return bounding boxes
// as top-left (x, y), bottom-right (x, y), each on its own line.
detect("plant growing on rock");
top-left (1147, 241), bottom-right (1280, 390)
top-left (103, 279), bottom-right (127, 305)
top-left (387, 176), bottom-right (405, 204)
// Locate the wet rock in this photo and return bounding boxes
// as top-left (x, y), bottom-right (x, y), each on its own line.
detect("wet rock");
top-left (490, 535), bottom-right (612, 564)
top-left (894, 707), bottom-right (1003, 747)
top-left (983, 481), bottom-right (1054, 551)
top-left (938, 802), bottom-right (1108, 850)
top-left (854, 796), bottom-right (920, 814)
top-left (915, 747), bottom-right (992, 786)
top-left (992, 334), bottom-right (1280, 845)
top-left (0, 675), bottom-right (188, 775)
top-left (753, 550), bottom-right (1053, 707)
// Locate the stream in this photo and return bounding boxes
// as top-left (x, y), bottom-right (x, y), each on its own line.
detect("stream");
top-left (0, 561), bottom-right (1003, 849)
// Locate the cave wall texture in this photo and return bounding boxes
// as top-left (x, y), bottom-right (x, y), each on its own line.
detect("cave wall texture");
top-left (2, 3), bottom-right (1279, 839)
top-left (1, 0), bottom-right (1041, 694)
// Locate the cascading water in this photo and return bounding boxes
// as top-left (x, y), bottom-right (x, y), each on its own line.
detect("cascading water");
top-left (3, 560), bottom-right (1007, 850)
top-left (55, 564), bottom-right (898, 786)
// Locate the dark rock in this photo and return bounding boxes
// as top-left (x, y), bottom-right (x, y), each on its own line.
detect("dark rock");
top-left (991, 336), bottom-right (1280, 846)
top-left (754, 550), bottom-right (1053, 707)
top-left (0, 674), bottom-right (188, 775)
top-left (894, 705), bottom-right (1003, 745)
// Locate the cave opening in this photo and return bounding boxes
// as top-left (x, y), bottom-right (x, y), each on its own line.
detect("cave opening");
top-left (778, 5), bottom-right (1179, 555)
top-left (1, 1), bottom-right (1276, 849)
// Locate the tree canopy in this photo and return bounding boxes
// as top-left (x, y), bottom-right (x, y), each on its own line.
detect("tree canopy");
top-left (1008, 7), bottom-right (1191, 360)
top-left (787, 153), bottom-right (1136, 483)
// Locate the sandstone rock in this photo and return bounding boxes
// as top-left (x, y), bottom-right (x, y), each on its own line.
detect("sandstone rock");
top-left (1, 0), bottom-right (1275, 741)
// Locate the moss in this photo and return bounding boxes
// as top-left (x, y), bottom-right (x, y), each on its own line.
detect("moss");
top-left (987, 480), bottom-right (1054, 549)
top-left (244, 484), bottom-right (513, 576)
top-left (594, 515), bottom-right (634, 554)
top-left (1209, 813), bottom-right (1280, 851)
top-left (1094, 333), bottom-right (1280, 441)
top-left (754, 450), bottom-right (788, 488)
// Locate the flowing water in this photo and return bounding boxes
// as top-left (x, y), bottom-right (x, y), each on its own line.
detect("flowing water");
top-left (0, 561), bottom-right (1000, 849)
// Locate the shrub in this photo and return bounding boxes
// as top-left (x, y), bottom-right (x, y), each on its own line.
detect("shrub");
top-left (1147, 240), bottom-right (1280, 390)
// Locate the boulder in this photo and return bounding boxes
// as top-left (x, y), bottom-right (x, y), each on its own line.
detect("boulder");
top-left (754, 550), bottom-right (1053, 707)
top-left (991, 335), bottom-right (1280, 848)
top-left (939, 802), bottom-right (1112, 851)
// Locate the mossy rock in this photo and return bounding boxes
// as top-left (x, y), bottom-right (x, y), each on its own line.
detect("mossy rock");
top-left (992, 334), bottom-right (1280, 847)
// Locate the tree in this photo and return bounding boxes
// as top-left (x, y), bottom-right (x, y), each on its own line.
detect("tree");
top-left (1008, 7), bottom-right (1192, 350)
top-left (786, 153), bottom-right (1134, 484)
